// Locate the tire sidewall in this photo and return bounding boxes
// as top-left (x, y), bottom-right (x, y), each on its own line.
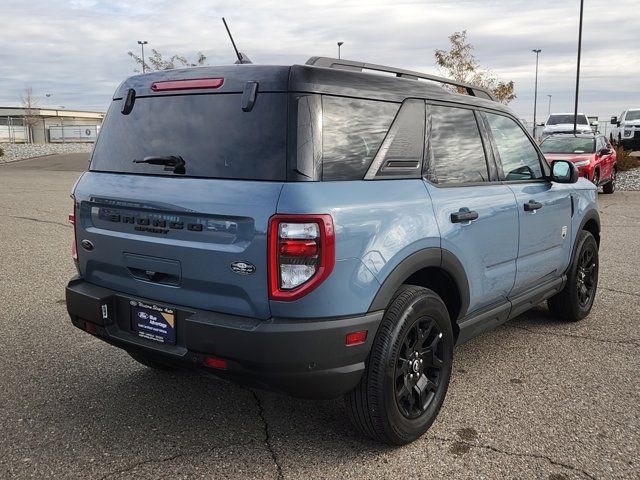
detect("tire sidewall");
top-left (376, 291), bottom-right (453, 443)
top-left (566, 231), bottom-right (599, 319)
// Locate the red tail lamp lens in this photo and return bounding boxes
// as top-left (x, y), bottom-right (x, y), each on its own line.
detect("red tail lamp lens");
top-left (346, 330), bottom-right (367, 346)
top-left (204, 357), bottom-right (228, 370)
top-left (279, 240), bottom-right (318, 257)
top-left (69, 197), bottom-right (77, 263)
top-left (151, 78), bottom-right (224, 92)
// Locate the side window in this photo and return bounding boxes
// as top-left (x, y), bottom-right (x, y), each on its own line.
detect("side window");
top-left (426, 105), bottom-right (489, 184)
top-left (596, 136), bottom-right (605, 151)
top-left (485, 113), bottom-right (543, 181)
top-left (322, 96), bottom-right (398, 181)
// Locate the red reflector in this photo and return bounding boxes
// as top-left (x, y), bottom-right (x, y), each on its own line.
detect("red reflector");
top-left (204, 357), bottom-right (228, 370)
top-left (151, 78), bottom-right (224, 92)
top-left (279, 239), bottom-right (318, 257)
top-left (68, 213), bottom-right (75, 224)
top-left (85, 322), bottom-right (99, 334)
top-left (346, 330), bottom-right (367, 346)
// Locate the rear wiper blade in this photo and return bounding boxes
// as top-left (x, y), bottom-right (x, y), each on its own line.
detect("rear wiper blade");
top-left (133, 155), bottom-right (185, 174)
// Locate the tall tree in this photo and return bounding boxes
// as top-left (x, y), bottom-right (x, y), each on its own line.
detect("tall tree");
top-left (435, 31), bottom-right (516, 104)
top-left (127, 49), bottom-right (207, 72)
top-left (21, 87), bottom-right (40, 143)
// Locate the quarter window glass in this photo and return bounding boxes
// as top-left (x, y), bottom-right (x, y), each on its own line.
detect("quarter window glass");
top-left (427, 105), bottom-right (488, 184)
top-left (486, 113), bottom-right (543, 181)
top-left (322, 97), bottom-right (398, 181)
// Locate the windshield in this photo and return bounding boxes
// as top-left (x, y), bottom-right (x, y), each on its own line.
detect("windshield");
top-left (546, 114), bottom-right (588, 125)
top-left (626, 110), bottom-right (640, 121)
top-left (540, 137), bottom-right (595, 154)
top-left (91, 93), bottom-right (287, 180)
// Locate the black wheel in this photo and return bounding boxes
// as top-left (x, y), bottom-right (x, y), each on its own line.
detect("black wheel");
top-left (345, 285), bottom-right (453, 445)
top-left (592, 169), bottom-right (600, 186)
top-left (602, 168), bottom-right (616, 194)
top-left (128, 350), bottom-right (178, 371)
top-left (547, 230), bottom-right (599, 321)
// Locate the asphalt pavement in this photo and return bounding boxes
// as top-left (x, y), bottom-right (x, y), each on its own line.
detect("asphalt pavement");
top-left (0, 154), bottom-right (638, 479)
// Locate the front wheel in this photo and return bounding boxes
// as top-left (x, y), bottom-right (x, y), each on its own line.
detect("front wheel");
top-left (602, 168), bottom-right (616, 194)
top-left (345, 285), bottom-right (453, 445)
top-left (547, 230), bottom-right (599, 321)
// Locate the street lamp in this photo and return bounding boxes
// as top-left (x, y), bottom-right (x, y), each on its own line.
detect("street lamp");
top-left (532, 49), bottom-right (541, 140)
top-left (573, 0), bottom-right (584, 134)
top-left (337, 41), bottom-right (344, 59)
top-left (137, 40), bottom-right (148, 73)
top-left (547, 94), bottom-right (552, 117)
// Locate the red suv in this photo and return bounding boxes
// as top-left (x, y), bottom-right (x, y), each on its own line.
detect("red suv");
top-left (541, 134), bottom-right (617, 193)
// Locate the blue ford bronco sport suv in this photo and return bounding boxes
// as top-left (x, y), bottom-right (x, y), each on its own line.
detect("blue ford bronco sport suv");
top-left (66, 57), bottom-right (600, 445)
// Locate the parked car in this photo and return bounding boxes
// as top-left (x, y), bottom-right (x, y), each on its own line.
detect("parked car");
top-left (540, 133), bottom-right (617, 193)
top-left (66, 57), bottom-right (601, 445)
top-left (610, 108), bottom-right (640, 150)
top-left (540, 113), bottom-right (593, 140)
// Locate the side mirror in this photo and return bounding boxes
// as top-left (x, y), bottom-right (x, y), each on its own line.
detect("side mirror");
top-left (599, 147), bottom-right (612, 156)
top-left (551, 160), bottom-right (579, 184)
top-left (610, 116), bottom-right (617, 125)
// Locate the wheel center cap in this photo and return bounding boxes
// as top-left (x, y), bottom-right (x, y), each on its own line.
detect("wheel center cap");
top-left (412, 361), bottom-right (420, 373)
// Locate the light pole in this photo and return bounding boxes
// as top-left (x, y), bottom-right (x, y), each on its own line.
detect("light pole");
top-left (547, 94), bottom-right (552, 116)
top-left (573, 0), bottom-right (584, 134)
top-left (137, 40), bottom-right (148, 73)
top-left (337, 41), bottom-right (344, 59)
top-left (532, 49), bottom-right (541, 140)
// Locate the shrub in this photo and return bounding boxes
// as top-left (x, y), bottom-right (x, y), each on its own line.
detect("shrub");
top-left (0, 146), bottom-right (4, 157)
top-left (614, 146), bottom-right (640, 172)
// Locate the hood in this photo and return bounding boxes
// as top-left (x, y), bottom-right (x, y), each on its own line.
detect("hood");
top-left (543, 124), bottom-right (592, 133)
top-left (544, 152), bottom-right (594, 164)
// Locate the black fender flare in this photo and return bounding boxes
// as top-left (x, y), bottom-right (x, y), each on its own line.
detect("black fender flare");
top-left (368, 247), bottom-right (470, 320)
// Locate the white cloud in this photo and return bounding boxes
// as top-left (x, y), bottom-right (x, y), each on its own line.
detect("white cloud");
top-left (0, 0), bottom-right (638, 120)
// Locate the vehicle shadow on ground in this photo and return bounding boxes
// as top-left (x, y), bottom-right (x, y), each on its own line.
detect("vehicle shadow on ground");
top-left (50, 305), bottom-right (565, 464)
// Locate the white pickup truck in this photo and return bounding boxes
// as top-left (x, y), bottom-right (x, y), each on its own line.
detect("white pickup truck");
top-left (610, 108), bottom-right (640, 151)
top-left (540, 113), bottom-right (593, 140)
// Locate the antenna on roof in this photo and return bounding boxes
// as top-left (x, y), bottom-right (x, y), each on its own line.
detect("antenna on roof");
top-left (222, 18), bottom-right (252, 64)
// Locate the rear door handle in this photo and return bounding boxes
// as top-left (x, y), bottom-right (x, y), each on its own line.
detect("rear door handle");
top-left (524, 200), bottom-right (543, 212)
top-left (451, 208), bottom-right (479, 223)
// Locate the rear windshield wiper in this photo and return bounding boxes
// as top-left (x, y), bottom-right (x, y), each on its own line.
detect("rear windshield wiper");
top-left (133, 155), bottom-right (186, 174)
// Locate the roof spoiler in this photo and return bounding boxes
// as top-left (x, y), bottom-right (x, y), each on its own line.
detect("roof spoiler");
top-left (305, 57), bottom-right (495, 101)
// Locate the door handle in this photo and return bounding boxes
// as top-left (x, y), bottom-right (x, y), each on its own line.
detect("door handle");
top-left (524, 200), bottom-right (543, 212)
top-left (451, 208), bottom-right (479, 223)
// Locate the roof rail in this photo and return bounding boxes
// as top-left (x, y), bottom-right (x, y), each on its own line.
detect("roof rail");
top-left (305, 57), bottom-right (495, 101)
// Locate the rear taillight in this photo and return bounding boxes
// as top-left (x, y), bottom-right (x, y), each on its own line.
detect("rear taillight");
top-left (151, 78), bottom-right (224, 92)
top-left (69, 195), bottom-right (78, 263)
top-left (268, 215), bottom-right (335, 301)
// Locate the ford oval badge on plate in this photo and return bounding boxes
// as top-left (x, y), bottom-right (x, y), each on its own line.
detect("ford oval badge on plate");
top-left (230, 261), bottom-right (256, 275)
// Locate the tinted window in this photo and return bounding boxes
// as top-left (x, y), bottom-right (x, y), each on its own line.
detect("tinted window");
top-left (626, 110), bottom-right (640, 121)
top-left (546, 114), bottom-right (588, 125)
top-left (322, 96), bottom-right (398, 181)
top-left (540, 137), bottom-right (595, 154)
top-left (91, 93), bottom-right (287, 180)
top-left (486, 113), bottom-right (543, 180)
top-left (427, 105), bottom-right (488, 184)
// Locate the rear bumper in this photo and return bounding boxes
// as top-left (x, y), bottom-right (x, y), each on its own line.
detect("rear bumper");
top-left (65, 277), bottom-right (383, 399)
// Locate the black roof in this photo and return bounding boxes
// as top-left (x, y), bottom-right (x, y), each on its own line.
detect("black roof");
top-left (113, 58), bottom-right (510, 116)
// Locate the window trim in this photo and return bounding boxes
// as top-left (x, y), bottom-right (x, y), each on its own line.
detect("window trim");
top-left (422, 101), bottom-right (497, 188)
top-left (479, 109), bottom-right (551, 183)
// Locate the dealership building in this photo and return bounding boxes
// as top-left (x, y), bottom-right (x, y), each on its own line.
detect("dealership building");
top-left (0, 106), bottom-right (105, 144)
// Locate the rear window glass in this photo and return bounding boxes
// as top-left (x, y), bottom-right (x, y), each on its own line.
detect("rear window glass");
top-left (90, 93), bottom-right (287, 180)
top-left (322, 96), bottom-right (398, 181)
top-left (546, 114), bottom-right (588, 125)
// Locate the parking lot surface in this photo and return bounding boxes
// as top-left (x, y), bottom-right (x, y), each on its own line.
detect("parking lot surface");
top-left (1, 154), bottom-right (638, 479)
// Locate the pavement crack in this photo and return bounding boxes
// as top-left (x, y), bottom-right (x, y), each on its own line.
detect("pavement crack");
top-left (599, 286), bottom-right (640, 298)
top-left (7, 215), bottom-right (71, 228)
top-left (431, 435), bottom-right (596, 480)
top-left (97, 440), bottom-right (256, 480)
top-left (505, 324), bottom-right (640, 348)
top-left (250, 389), bottom-right (284, 480)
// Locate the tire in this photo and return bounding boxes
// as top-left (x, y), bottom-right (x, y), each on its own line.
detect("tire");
top-left (602, 167), bottom-right (616, 194)
top-left (345, 285), bottom-right (454, 445)
top-left (592, 169), bottom-right (600, 186)
top-left (128, 350), bottom-right (178, 371)
top-left (547, 230), bottom-right (599, 321)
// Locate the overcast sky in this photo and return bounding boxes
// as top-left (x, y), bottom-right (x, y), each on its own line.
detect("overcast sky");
top-left (1, 0), bottom-right (638, 122)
